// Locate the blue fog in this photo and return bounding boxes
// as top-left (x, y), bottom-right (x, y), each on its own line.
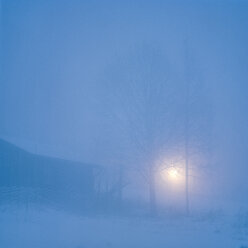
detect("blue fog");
top-left (1, 0), bottom-right (248, 247)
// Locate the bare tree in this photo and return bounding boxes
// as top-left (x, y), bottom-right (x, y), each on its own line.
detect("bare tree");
top-left (103, 45), bottom-right (180, 215)
top-left (182, 38), bottom-right (213, 215)
top-left (184, 39), bottom-right (190, 215)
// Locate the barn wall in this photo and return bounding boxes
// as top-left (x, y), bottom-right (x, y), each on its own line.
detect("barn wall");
top-left (0, 139), bottom-right (96, 213)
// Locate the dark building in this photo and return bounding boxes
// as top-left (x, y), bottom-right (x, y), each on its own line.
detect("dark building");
top-left (0, 139), bottom-right (96, 213)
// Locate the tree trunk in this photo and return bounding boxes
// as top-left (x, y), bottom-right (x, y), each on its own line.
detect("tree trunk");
top-left (117, 165), bottom-right (123, 209)
top-left (185, 137), bottom-right (190, 215)
top-left (149, 167), bottom-right (157, 216)
top-left (184, 37), bottom-right (190, 216)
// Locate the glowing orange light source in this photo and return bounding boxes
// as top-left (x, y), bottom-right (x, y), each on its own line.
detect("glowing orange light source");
top-left (168, 168), bottom-right (179, 179)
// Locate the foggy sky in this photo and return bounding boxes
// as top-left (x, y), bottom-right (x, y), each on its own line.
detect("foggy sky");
top-left (1, 0), bottom-right (248, 201)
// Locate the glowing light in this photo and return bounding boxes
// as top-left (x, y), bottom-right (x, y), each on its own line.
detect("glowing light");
top-left (168, 168), bottom-right (179, 179)
top-left (160, 166), bottom-right (182, 183)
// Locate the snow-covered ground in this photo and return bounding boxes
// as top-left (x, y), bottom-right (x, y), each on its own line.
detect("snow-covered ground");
top-left (0, 205), bottom-right (248, 248)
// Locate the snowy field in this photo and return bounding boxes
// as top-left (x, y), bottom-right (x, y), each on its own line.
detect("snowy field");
top-left (1, 205), bottom-right (248, 248)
